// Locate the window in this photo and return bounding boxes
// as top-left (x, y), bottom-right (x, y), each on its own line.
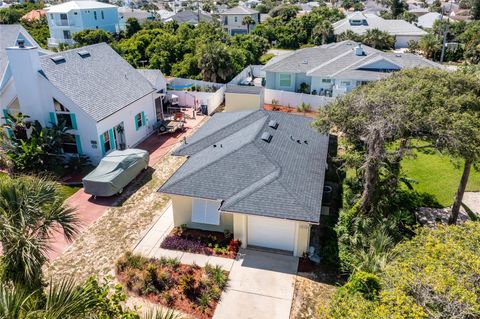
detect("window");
top-left (63, 30), bottom-right (71, 40)
top-left (101, 10), bottom-right (104, 19)
top-left (279, 73), bottom-right (291, 87)
top-left (62, 134), bottom-right (78, 154)
top-left (192, 198), bottom-right (221, 225)
top-left (50, 14), bottom-right (53, 19)
top-left (103, 131), bottom-right (111, 153)
top-left (340, 81), bottom-right (351, 86)
top-left (54, 98), bottom-right (69, 112)
top-left (234, 16), bottom-right (237, 22)
top-left (135, 112), bottom-right (145, 130)
top-left (53, 99), bottom-right (76, 129)
top-left (60, 13), bottom-right (67, 20)
top-left (321, 78), bottom-right (332, 83)
top-left (94, 11), bottom-right (97, 20)
top-left (7, 97), bottom-right (20, 115)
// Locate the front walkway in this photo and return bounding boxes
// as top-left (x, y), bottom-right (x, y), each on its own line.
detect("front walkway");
top-left (133, 204), bottom-right (299, 319)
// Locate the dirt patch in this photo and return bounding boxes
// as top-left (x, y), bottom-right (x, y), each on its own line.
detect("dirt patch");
top-left (290, 274), bottom-right (337, 319)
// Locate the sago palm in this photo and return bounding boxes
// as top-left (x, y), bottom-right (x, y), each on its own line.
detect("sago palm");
top-left (0, 176), bottom-right (80, 290)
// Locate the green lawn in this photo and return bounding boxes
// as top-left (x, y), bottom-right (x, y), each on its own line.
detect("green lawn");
top-left (401, 151), bottom-right (480, 207)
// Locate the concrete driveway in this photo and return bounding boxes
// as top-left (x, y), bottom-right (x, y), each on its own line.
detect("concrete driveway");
top-left (214, 249), bottom-right (298, 319)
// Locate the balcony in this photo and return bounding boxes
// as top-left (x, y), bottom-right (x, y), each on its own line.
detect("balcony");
top-left (48, 38), bottom-right (75, 47)
top-left (50, 19), bottom-right (75, 27)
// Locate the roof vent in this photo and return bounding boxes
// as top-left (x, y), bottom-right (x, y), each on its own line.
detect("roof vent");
top-left (17, 39), bottom-right (25, 48)
top-left (395, 53), bottom-right (402, 57)
top-left (354, 44), bottom-right (365, 56)
top-left (302, 59), bottom-right (308, 64)
top-left (50, 56), bottom-right (66, 64)
top-left (78, 50), bottom-right (90, 58)
top-left (268, 120), bottom-right (278, 129)
top-left (261, 132), bottom-right (272, 143)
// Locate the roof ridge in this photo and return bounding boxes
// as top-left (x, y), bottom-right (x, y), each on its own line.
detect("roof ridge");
top-left (330, 52), bottom-right (374, 77)
top-left (306, 48), bottom-right (353, 75)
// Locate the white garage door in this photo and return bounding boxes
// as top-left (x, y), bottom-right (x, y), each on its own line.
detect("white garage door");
top-left (247, 215), bottom-right (296, 252)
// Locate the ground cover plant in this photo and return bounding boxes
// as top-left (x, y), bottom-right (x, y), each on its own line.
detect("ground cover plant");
top-left (160, 226), bottom-right (241, 258)
top-left (116, 252), bottom-right (229, 319)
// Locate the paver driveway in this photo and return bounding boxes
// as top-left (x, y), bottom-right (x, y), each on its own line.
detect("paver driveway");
top-left (214, 249), bottom-right (298, 319)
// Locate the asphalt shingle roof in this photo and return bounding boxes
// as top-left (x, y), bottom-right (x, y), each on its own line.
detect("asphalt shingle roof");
top-left (159, 110), bottom-right (329, 223)
top-left (168, 10), bottom-right (212, 24)
top-left (333, 12), bottom-right (427, 36)
top-left (39, 43), bottom-right (154, 122)
top-left (220, 5), bottom-right (258, 15)
top-left (263, 40), bottom-right (442, 80)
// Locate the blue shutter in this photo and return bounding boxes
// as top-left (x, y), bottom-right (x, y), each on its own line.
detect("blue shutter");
top-left (100, 133), bottom-right (105, 156)
top-left (141, 111), bottom-right (146, 126)
top-left (49, 112), bottom-right (57, 125)
top-left (134, 114), bottom-right (139, 131)
top-left (2, 109), bottom-right (12, 137)
top-left (70, 113), bottom-right (78, 130)
top-left (108, 128), bottom-right (116, 150)
top-left (75, 135), bottom-right (83, 155)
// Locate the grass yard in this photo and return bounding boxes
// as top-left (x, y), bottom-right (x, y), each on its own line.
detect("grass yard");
top-left (401, 150), bottom-right (480, 207)
top-left (57, 184), bottom-right (81, 201)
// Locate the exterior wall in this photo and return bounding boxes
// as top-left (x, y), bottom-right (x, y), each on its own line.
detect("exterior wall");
top-left (94, 92), bottom-right (156, 164)
top-left (295, 73), bottom-right (311, 92)
top-left (171, 195), bottom-right (234, 232)
top-left (395, 35), bottom-right (423, 48)
top-left (221, 13), bottom-right (259, 35)
top-left (295, 221), bottom-right (311, 257)
top-left (310, 76), bottom-right (334, 93)
top-left (47, 7), bottom-right (119, 46)
top-left (224, 92), bottom-right (262, 112)
top-left (265, 71), bottom-right (276, 90)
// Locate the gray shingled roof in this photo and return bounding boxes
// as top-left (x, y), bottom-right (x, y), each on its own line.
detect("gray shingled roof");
top-left (333, 12), bottom-right (427, 36)
top-left (159, 110), bottom-right (329, 223)
top-left (168, 10), bottom-right (213, 24)
top-left (39, 43), bottom-right (154, 122)
top-left (137, 69), bottom-right (164, 87)
top-left (263, 41), bottom-right (442, 80)
top-left (0, 24), bottom-right (43, 89)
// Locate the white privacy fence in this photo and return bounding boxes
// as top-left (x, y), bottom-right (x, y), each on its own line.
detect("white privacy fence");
top-left (168, 78), bottom-right (225, 115)
top-left (264, 89), bottom-right (335, 110)
top-left (228, 65), bottom-right (265, 85)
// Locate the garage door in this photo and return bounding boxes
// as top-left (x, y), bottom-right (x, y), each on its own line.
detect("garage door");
top-left (247, 215), bottom-right (296, 252)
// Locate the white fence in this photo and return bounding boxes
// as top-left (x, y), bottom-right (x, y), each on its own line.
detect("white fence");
top-left (228, 65), bottom-right (265, 85)
top-left (168, 78), bottom-right (225, 115)
top-left (264, 89), bottom-right (335, 110)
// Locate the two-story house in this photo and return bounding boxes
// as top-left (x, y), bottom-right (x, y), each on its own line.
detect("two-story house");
top-left (263, 41), bottom-right (441, 97)
top-left (46, 1), bottom-right (119, 47)
top-left (4, 41), bottom-right (162, 164)
top-left (219, 6), bottom-right (260, 36)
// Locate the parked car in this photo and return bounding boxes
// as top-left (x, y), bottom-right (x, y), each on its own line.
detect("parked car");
top-left (82, 149), bottom-right (149, 197)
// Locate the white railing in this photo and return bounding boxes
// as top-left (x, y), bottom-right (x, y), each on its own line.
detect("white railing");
top-left (48, 38), bottom-right (75, 47)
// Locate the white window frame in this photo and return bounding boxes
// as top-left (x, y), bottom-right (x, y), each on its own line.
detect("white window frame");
top-left (321, 78), bottom-right (331, 83)
top-left (340, 81), bottom-right (351, 87)
top-left (279, 73), bottom-right (292, 88)
top-left (192, 198), bottom-right (221, 225)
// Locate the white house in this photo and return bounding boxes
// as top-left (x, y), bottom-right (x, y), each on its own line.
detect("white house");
top-left (219, 6), bottom-right (260, 36)
top-left (333, 12), bottom-right (427, 48)
top-left (46, 1), bottom-right (120, 47)
top-left (4, 41), bottom-right (162, 164)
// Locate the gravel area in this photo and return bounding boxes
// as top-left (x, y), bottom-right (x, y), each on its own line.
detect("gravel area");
top-left (45, 154), bottom-right (187, 283)
top-left (290, 274), bottom-right (336, 319)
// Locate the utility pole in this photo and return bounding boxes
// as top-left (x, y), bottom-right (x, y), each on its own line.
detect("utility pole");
top-left (440, 0), bottom-right (453, 63)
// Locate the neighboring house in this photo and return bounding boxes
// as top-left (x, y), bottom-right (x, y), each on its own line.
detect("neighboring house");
top-left (5, 42), bottom-right (161, 164)
top-left (263, 40), bottom-right (441, 97)
top-left (118, 7), bottom-right (156, 26)
top-left (163, 10), bottom-right (213, 25)
top-left (21, 9), bottom-right (47, 22)
top-left (0, 25), bottom-right (49, 118)
top-left (333, 12), bottom-right (427, 48)
top-left (449, 9), bottom-right (472, 21)
top-left (159, 110), bottom-right (330, 256)
top-left (219, 6), bottom-right (260, 36)
top-left (416, 12), bottom-right (443, 29)
top-left (46, 1), bottom-right (120, 47)
top-left (408, 5), bottom-right (429, 17)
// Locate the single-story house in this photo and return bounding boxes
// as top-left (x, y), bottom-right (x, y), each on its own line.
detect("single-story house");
top-left (4, 41), bottom-right (162, 164)
top-left (263, 40), bottom-right (441, 97)
top-left (333, 12), bottom-right (427, 48)
top-left (159, 110), bottom-right (330, 256)
top-left (416, 12), bottom-right (444, 29)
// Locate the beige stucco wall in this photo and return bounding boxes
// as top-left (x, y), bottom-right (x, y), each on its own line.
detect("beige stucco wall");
top-left (225, 93), bottom-right (263, 112)
top-left (170, 195), bottom-right (233, 232)
top-left (295, 221), bottom-right (311, 257)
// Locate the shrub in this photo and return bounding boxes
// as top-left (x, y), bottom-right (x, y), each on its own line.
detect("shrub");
top-left (179, 273), bottom-right (196, 297)
top-left (205, 264), bottom-right (228, 290)
top-left (160, 236), bottom-right (212, 255)
top-left (344, 271), bottom-right (381, 301)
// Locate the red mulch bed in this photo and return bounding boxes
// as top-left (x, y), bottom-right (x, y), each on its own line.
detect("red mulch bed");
top-left (298, 256), bottom-right (316, 272)
top-left (117, 253), bottom-right (229, 319)
top-left (160, 227), bottom-right (241, 259)
top-left (263, 104), bottom-right (316, 118)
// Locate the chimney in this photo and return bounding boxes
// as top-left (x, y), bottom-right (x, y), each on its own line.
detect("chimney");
top-left (6, 42), bottom-right (45, 122)
top-left (354, 44), bottom-right (365, 56)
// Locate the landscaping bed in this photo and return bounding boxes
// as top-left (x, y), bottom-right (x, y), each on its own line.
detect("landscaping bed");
top-left (160, 226), bottom-right (241, 259)
top-left (116, 252), bottom-right (228, 319)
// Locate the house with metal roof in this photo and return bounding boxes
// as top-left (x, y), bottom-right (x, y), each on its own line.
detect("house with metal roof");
top-left (159, 110), bottom-right (330, 256)
top-left (263, 40), bottom-right (441, 97)
top-left (46, 0), bottom-right (120, 47)
top-left (219, 6), bottom-right (260, 36)
top-left (333, 12), bottom-right (427, 48)
top-left (4, 41), bottom-right (162, 164)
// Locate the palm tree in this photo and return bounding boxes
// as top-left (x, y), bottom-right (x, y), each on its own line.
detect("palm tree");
top-left (242, 16), bottom-right (256, 33)
top-left (362, 28), bottom-right (395, 50)
top-left (418, 34), bottom-right (440, 60)
top-left (337, 30), bottom-right (361, 42)
top-left (198, 42), bottom-right (233, 83)
top-left (0, 176), bottom-right (80, 290)
top-left (313, 21), bottom-right (333, 45)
